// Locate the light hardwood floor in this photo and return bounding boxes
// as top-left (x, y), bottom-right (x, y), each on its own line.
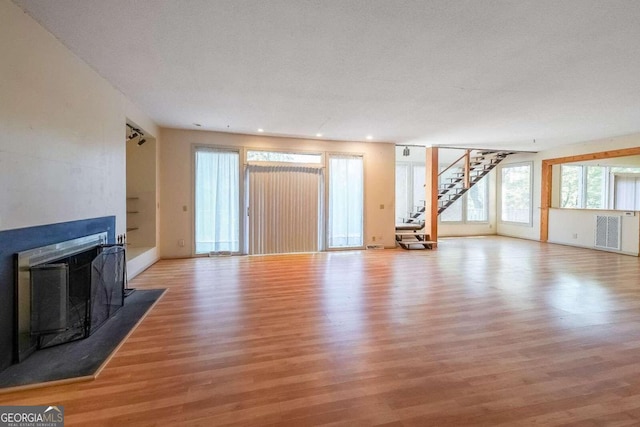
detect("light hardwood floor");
top-left (3, 236), bottom-right (640, 426)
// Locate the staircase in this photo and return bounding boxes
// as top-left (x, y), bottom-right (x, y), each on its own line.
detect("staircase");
top-left (395, 150), bottom-right (514, 249)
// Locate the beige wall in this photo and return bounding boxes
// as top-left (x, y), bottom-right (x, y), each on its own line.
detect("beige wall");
top-left (126, 135), bottom-right (156, 248)
top-left (159, 129), bottom-right (396, 257)
top-left (0, 0), bottom-right (159, 238)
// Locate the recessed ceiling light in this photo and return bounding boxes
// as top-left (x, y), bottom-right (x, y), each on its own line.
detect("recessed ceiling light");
top-left (316, 133), bottom-right (323, 137)
top-left (258, 128), bottom-right (264, 132)
top-left (366, 135), bottom-right (373, 140)
top-left (193, 123), bottom-right (202, 127)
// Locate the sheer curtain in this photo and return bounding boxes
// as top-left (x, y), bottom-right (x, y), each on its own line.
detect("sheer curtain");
top-left (195, 148), bottom-right (239, 253)
top-left (395, 164), bottom-right (409, 222)
top-left (328, 155), bottom-right (363, 248)
top-left (614, 174), bottom-right (640, 210)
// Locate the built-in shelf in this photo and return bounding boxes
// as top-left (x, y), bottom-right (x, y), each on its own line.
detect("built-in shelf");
top-left (126, 197), bottom-right (140, 232)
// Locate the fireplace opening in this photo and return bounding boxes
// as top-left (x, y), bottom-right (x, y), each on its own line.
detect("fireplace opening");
top-left (16, 233), bottom-right (126, 362)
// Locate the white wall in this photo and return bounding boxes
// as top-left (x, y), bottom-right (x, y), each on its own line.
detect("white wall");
top-left (548, 208), bottom-right (639, 256)
top-left (159, 129), bottom-right (396, 257)
top-left (497, 133), bottom-right (640, 242)
top-left (0, 0), bottom-right (159, 272)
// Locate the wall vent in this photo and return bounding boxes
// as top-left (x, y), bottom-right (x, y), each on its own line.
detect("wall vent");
top-left (594, 215), bottom-right (621, 250)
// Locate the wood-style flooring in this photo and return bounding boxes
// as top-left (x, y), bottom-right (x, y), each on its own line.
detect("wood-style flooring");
top-left (3, 236), bottom-right (640, 426)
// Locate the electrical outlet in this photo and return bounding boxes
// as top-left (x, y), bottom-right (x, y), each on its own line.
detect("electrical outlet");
top-left (379, 204), bottom-right (385, 209)
top-left (372, 236), bottom-right (376, 242)
top-left (572, 233), bottom-right (578, 239)
top-left (178, 239), bottom-right (185, 247)
top-left (182, 205), bottom-right (188, 212)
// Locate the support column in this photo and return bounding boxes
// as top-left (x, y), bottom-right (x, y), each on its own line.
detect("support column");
top-left (540, 160), bottom-right (552, 242)
top-left (425, 147), bottom-right (438, 246)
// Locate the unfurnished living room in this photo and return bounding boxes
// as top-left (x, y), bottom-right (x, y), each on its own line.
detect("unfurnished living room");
top-left (2, 0), bottom-right (640, 425)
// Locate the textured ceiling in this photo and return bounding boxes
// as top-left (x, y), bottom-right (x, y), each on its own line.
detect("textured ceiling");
top-left (13, 0), bottom-right (640, 151)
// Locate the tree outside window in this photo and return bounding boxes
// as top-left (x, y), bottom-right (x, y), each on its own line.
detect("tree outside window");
top-left (500, 163), bottom-right (532, 224)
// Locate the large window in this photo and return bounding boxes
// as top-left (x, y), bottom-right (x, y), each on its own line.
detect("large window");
top-left (194, 148), bottom-right (240, 253)
top-left (439, 167), bottom-right (488, 223)
top-left (328, 155), bottom-right (364, 248)
top-left (247, 150), bottom-right (321, 164)
top-left (500, 163), bottom-right (532, 224)
top-left (560, 165), bottom-right (606, 209)
top-left (559, 164), bottom-right (640, 210)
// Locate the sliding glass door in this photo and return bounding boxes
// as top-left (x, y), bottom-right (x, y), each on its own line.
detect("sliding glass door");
top-left (194, 147), bottom-right (240, 254)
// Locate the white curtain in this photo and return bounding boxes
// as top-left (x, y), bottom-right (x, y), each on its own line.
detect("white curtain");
top-left (248, 165), bottom-right (322, 254)
top-left (614, 174), bottom-right (640, 210)
top-left (395, 164), bottom-right (409, 222)
top-left (328, 155), bottom-right (364, 248)
top-left (194, 148), bottom-right (239, 253)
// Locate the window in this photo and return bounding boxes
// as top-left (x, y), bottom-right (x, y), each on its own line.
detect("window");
top-left (194, 148), bottom-right (240, 253)
top-left (466, 177), bottom-right (488, 222)
top-left (560, 165), bottom-right (606, 209)
top-left (395, 164), bottom-right (410, 222)
top-left (500, 163), bottom-right (532, 224)
top-left (439, 167), bottom-right (488, 223)
top-left (560, 165), bottom-right (582, 208)
top-left (395, 163), bottom-right (424, 223)
top-left (328, 155), bottom-right (364, 248)
top-left (585, 166), bottom-right (606, 209)
top-left (559, 164), bottom-right (640, 210)
top-left (614, 174), bottom-right (640, 210)
top-left (247, 150), bottom-right (321, 164)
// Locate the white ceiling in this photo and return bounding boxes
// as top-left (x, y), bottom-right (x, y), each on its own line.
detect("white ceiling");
top-left (13, 0), bottom-right (640, 151)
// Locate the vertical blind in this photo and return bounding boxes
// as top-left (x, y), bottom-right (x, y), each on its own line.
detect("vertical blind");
top-left (328, 155), bottom-right (364, 248)
top-left (248, 165), bottom-right (322, 255)
top-left (194, 148), bottom-right (240, 253)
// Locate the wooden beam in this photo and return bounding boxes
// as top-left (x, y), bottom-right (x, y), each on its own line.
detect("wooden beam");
top-left (425, 147), bottom-right (438, 246)
top-left (540, 160), bottom-right (552, 242)
top-left (544, 147), bottom-right (640, 166)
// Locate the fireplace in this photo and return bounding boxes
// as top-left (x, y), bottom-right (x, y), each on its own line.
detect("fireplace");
top-left (16, 233), bottom-right (125, 362)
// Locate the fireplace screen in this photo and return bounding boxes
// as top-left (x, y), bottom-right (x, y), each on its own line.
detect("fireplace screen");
top-left (32, 245), bottom-right (125, 349)
top-left (30, 264), bottom-right (69, 335)
top-left (90, 246), bottom-right (125, 335)
top-left (16, 233), bottom-right (128, 361)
